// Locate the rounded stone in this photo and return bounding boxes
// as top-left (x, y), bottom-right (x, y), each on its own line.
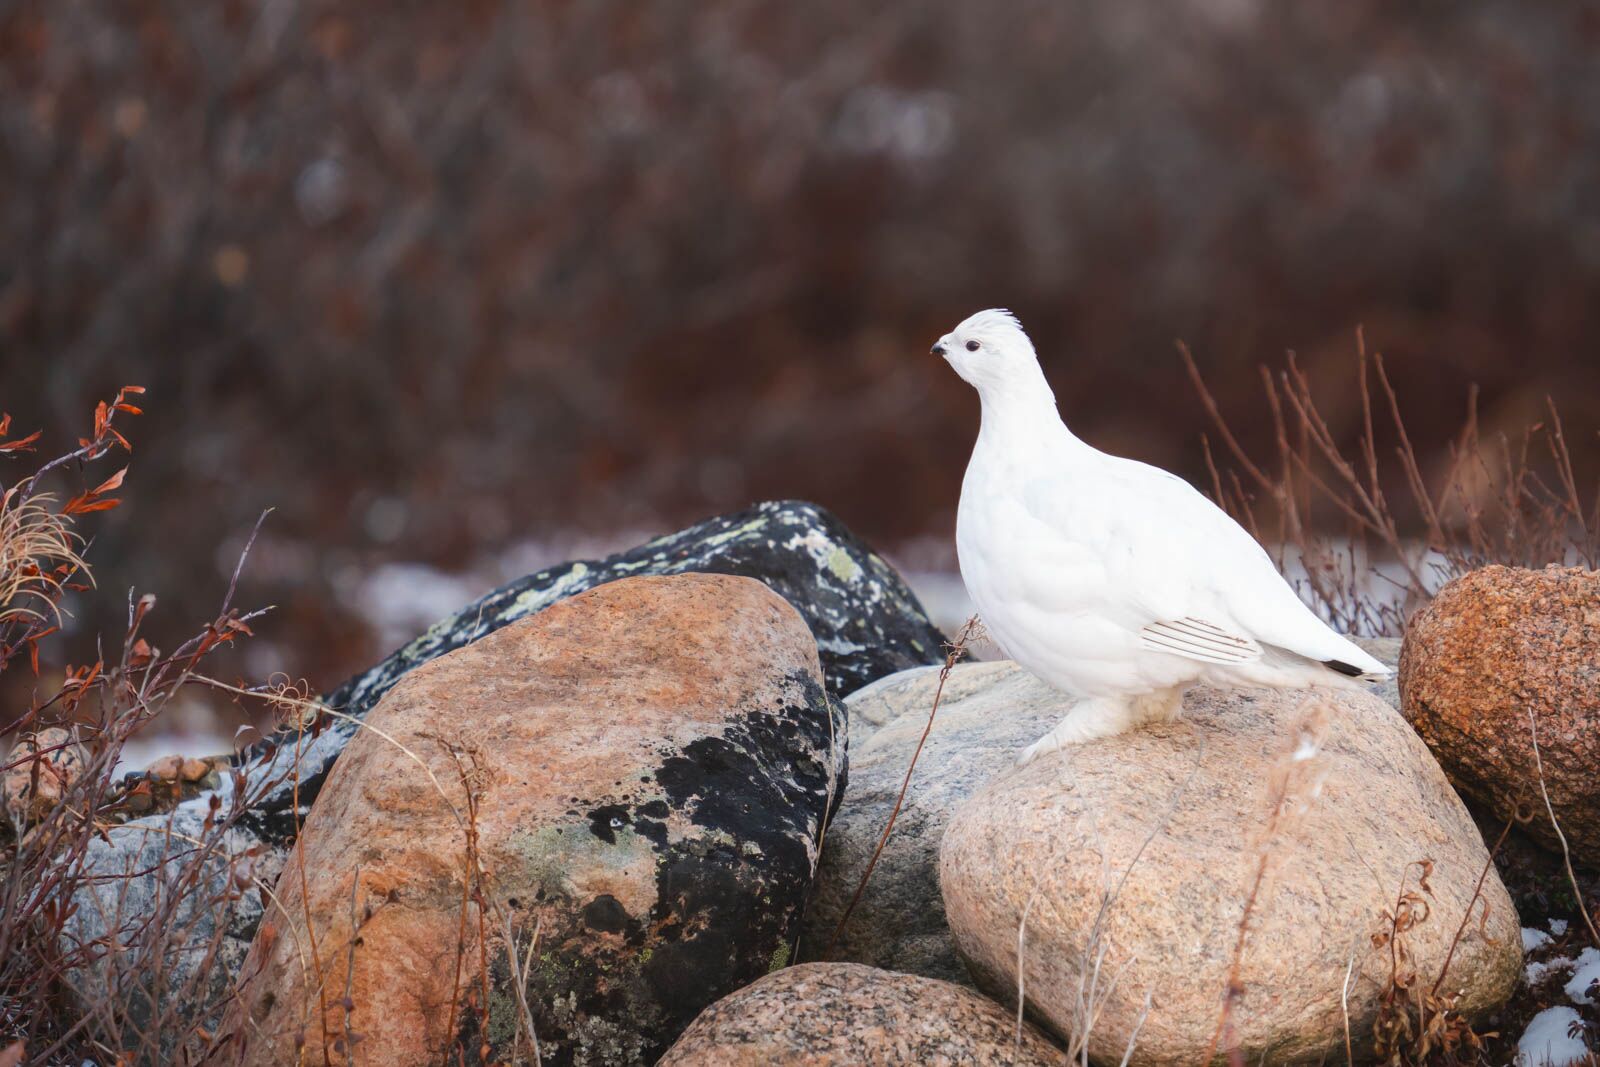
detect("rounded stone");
top-left (222, 573), bottom-right (845, 1067)
top-left (3, 726), bottom-right (86, 826)
top-left (657, 962), bottom-right (1062, 1066)
top-left (939, 684), bottom-right (1522, 1066)
top-left (1400, 565), bottom-right (1600, 862)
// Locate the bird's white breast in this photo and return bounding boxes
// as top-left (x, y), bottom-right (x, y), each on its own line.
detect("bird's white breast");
top-left (956, 443), bottom-right (1202, 698)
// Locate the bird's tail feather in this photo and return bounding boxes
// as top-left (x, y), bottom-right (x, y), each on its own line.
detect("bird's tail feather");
top-left (1259, 643), bottom-right (1391, 689)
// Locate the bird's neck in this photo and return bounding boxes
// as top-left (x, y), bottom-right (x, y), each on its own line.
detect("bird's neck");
top-left (975, 368), bottom-right (1083, 455)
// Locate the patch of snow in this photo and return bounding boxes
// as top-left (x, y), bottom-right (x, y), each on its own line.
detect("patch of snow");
top-left (1526, 927), bottom-right (1555, 952)
top-left (1553, 919), bottom-right (1570, 937)
top-left (353, 562), bottom-right (491, 649)
top-left (177, 770), bottom-right (237, 817)
top-left (1517, 1006), bottom-right (1589, 1067)
top-left (1565, 947), bottom-right (1600, 1005)
top-left (1527, 954), bottom-right (1575, 987)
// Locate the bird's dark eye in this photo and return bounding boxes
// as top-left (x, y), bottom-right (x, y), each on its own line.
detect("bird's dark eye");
top-left (965, 339), bottom-right (981, 352)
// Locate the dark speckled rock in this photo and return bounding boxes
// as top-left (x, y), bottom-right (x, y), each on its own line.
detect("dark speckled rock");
top-left (222, 573), bottom-right (847, 1067)
top-left (658, 963), bottom-right (1062, 1066)
top-left (242, 500), bottom-right (941, 840)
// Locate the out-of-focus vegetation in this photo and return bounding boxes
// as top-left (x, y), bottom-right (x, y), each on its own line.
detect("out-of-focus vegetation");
top-left (4, 0), bottom-right (1600, 689)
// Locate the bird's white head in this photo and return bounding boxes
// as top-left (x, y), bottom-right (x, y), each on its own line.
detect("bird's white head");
top-left (932, 309), bottom-right (1041, 394)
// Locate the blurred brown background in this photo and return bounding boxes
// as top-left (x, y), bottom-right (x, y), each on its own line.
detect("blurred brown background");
top-left (4, 0), bottom-right (1600, 725)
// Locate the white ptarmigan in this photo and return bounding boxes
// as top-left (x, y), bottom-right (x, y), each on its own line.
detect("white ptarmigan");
top-left (934, 309), bottom-right (1391, 765)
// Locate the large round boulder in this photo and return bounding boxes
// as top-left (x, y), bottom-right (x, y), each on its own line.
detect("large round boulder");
top-left (657, 962), bottom-right (1062, 1066)
top-left (222, 573), bottom-right (846, 1067)
top-left (939, 683), bottom-right (1521, 1066)
top-left (1400, 565), bottom-right (1600, 862)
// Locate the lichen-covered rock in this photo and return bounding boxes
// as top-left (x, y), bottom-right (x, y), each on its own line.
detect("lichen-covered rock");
top-left (221, 573), bottom-right (846, 1067)
top-left (62, 808), bottom-right (283, 1053)
top-left (939, 683), bottom-right (1521, 1066)
top-left (1401, 565), bottom-right (1600, 863)
top-left (657, 963), bottom-right (1062, 1066)
top-left (240, 499), bottom-right (940, 841)
top-left (802, 661), bottom-right (1059, 983)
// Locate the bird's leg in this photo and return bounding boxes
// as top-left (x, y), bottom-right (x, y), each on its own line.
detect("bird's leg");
top-left (1130, 685), bottom-right (1187, 724)
top-left (1017, 696), bottom-right (1140, 766)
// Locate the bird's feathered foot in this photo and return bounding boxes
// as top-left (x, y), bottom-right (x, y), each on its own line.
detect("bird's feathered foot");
top-left (1017, 688), bottom-right (1186, 766)
top-left (1019, 698), bottom-right (1129, 765)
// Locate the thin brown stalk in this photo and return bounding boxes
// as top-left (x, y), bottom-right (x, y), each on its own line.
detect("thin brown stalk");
top-left (1429, 818), bottom-right (1512, 1000)
top-left (1177, 341), bottom-right (1273, 490)
top-left (1528, 709), bottom-right (1600, 949)
top-left (823, 615), bottom-right (979, 959)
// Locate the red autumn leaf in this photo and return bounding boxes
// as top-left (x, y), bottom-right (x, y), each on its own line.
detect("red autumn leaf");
top-left (92, 467), bottom-right (128, 495)
top-left (120, 385), bottom-right (147, 395)
top-left (0, 412), bottom-right (10, 436)
top-left (0, 430), bottom-right (42, 453)
top-left (62, 493), bottom-right (121, 516)
top-left (114, 403), bottom-right (143, 415)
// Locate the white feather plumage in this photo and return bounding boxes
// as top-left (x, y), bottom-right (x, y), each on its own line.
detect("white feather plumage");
top-left (934, 309), bottom-right (1390, 764)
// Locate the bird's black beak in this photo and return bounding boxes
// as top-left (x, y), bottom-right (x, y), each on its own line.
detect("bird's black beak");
top-left (931, 342), bottom-right (948, 357)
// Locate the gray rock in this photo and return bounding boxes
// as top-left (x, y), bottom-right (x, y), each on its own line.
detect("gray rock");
top-left (800, 661), bottom-right (1058, 983)
top-left (61, 803), bottom-right (285, 1052)
top-left (1352, 634), bottom-right (1401, 711)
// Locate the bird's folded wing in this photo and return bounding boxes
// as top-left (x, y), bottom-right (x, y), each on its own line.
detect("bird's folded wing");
top-left (1139, 617), bottom-right (1262, 665)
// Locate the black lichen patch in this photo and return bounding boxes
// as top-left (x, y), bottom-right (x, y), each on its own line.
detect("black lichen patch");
top-left (586, 803), bottom-right (632, 844)
top-left (631, 816), bottom-right (668, 849)
top-left (490, 670), bottom-right (846, 1067)
top-left (581, 894), bottom-right (631, 934)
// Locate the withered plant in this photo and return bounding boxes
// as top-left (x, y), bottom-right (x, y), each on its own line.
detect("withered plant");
top-left (1182, 332), bottom-right (1599, 635)
top-left (0, 392), bottom-right (305, 1065)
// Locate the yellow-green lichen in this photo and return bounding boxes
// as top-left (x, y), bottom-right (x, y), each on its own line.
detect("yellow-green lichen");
top-left (505, 562), bottom-right (591, 617)
top-left (825, 547), bottom-right (862, 582)
top-left (702, 518), bottom-right (767, 548)
top-left (506, 821), bottom-right (655, 903)
top-left (768, 941), bottom-right (791, 972)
